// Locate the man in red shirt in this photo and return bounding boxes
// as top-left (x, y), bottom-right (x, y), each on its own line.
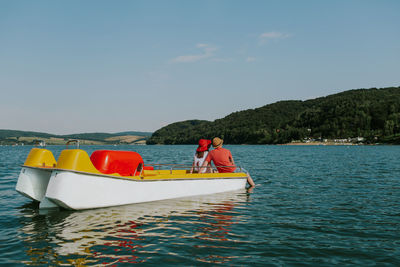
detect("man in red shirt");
top-left (201, 137), bottom-right (255, 187)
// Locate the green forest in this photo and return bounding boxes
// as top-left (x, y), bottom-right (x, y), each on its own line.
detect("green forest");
top-left (147, 86), bottom-right (400, 145)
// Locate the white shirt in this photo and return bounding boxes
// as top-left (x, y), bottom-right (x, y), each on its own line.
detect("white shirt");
top-left (193, 151), bottom-right (208, 172)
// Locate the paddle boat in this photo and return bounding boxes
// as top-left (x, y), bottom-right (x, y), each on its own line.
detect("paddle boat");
top-left (16, 142), bottom-right (250, 210)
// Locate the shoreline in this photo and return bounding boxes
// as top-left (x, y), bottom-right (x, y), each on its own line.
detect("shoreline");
top-left (283, 141), bottom-right (361, 146)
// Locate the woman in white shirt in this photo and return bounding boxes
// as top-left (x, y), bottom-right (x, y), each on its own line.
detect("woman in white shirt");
top-left (190, 139), bottom-right (212, 173)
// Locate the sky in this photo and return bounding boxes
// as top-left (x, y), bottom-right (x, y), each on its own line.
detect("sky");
top-left (0, 0), bottom-right (399, 134)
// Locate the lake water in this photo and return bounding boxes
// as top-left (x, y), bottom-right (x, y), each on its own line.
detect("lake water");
top-left (0, 145), bottom-right (399, 266)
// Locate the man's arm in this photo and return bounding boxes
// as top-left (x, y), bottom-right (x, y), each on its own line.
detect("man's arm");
top-left (229, 151), bottom-right (235, 166)
top-left (229, 156), bottom-right (235, 166)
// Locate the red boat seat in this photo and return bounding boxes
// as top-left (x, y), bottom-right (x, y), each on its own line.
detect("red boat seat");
top-left (90, 150), bottom-right (152, 176)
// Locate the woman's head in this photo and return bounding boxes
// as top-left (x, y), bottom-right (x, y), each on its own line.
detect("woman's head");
top-left (196, 150), bottom-right (205, 158)
top-left (196, 139), bottom-right (211, 152)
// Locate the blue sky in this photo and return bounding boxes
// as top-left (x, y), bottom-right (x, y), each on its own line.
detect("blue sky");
top-left (1, 0), bottom-right (399, 134)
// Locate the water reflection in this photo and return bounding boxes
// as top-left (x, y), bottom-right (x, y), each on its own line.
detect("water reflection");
top-left (17, 190), bottom-right (249, 265)
top-left (193, 202), bottom-right (238, 264)
top-left (196, 202), bottom-right (235, 241)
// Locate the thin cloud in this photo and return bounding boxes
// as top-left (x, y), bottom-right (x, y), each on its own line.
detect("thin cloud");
top-left (212, 57), bottom-right (234, 63)
top-left (172, 44), bottom-right (217, 63)
top-left (259, 31), bottom-right (290, 45)
top-left (246, 57), bottom-right (256, 62)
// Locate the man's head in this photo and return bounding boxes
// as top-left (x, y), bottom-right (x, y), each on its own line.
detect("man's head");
top-left (212, 137), bottom-right (223, 148)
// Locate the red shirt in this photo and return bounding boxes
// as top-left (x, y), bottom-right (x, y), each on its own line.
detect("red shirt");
top-left (205, 147), bottom-right (236, 173)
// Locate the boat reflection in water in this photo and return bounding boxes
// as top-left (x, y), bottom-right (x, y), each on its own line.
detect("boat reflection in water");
top-left (18, 189), bottom-right (250, 265)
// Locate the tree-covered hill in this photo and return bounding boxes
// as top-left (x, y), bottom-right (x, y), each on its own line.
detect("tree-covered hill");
top-left (147, 86), bottom-right (400, 145)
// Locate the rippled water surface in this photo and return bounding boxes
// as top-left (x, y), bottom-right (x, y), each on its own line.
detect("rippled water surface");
top-left (0, 145), bottom-right (399, 265)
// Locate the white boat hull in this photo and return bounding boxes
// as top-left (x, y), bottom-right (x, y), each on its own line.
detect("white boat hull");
top-left (15, 167), bottom-right (52, 202)
top-left (45, 170), bottom-right (247, 210)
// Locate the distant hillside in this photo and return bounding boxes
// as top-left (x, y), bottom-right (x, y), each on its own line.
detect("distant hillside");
top-left (0, 130), bottom-right (54, 139)
top-left (147, 86), bottom-right (400, 145)
top-left (0, 130), bottom-right (152, 145)
top-left (62, 131), bottom-right (152, 141)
